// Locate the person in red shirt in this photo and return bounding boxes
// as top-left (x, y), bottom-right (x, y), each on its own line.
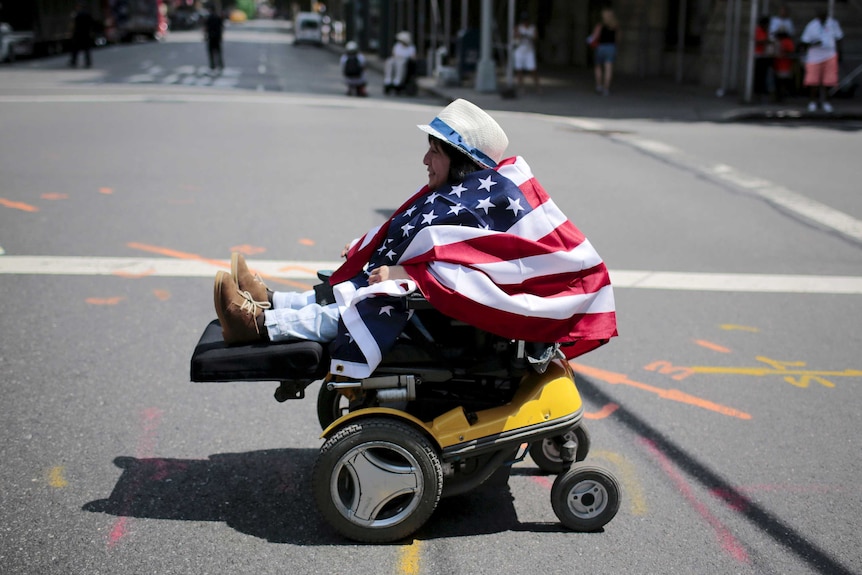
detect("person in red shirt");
top-left (773, 30), bottom-right (796, 103)
top-left (753, 16), bottom-right (774, 102)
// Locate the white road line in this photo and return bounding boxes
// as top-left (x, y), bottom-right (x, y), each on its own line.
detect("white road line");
top-left (1, 256), bottom-right (861, 294)
top-left (0, 256), bottom-right (339, 280)
top-left (610, 270), bottom-right (862, 294)
top-left (605, 131), bottom-right (862, 244)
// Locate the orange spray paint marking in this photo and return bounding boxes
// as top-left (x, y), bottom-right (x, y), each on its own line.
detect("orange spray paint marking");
top-left (153, 289), bottom-right (171, 301)
top-left (640, 438), bottom-right (750, 563)
top-left (0, 198), bottom-right (39, 212)
top-left (107, 407), bottom-right (164, 549)
top-left (86, 296), bottom-right (126, 305)
top-left (571, 362), bottom-right (752, 420)
top-left (299, 238), bottom-right (316, 246)
top-left (112, 269), bottom-right (155, 278)
top-left (230, 244), bottom-right (267, 256)
top-left (644, 360), bottom-right (696, 381)
top-left (41, 193), bottom-right (69, 200)
top-left (126, 242), bottom-right (311, 290)
top-left (585, 403), bottom-right (619, 420)
top-left (695, 340), bottom-right (732, 353)
top-left (99, 187), bottom-right (114, 195)
top-left (126, 243), bottom-right (228, 269)
top-left (168, 199), bottom-right (195, 205)
top-left (48, 466), bottom-right (68, 488)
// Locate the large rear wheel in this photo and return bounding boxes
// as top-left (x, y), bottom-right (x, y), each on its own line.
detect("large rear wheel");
top-left (312, 418), bottom-right (443, 543)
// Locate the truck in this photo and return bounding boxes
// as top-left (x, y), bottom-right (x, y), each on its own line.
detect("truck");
top-left (0, 0), bottom-right (84, 60)
top-left (0, 0), bottom-right (166, 62)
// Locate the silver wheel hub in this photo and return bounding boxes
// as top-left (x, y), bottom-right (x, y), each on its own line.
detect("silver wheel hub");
top-left (566, 479), bottom-right (608, 519)
top-left (330, 441), bottom-right (424, 528)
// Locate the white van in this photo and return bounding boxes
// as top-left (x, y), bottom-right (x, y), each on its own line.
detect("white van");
top-left (294, 12), bottom-right (323, 46)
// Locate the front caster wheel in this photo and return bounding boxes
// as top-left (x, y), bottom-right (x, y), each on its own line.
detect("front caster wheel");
top-left (529, 425), bottom-right (591, 474)
top-left (551, 463), bottom-right (620, 532)
top-left (312, 418), bottom-right (443, 543)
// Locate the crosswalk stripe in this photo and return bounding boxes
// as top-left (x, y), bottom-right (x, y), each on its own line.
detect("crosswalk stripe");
top-left (1, 256), bottom-right (861, 294)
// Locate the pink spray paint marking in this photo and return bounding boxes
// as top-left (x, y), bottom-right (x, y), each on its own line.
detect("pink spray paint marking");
top-left (530, 476), bottom-right (554, 490)
top-left (107, 407), bottom-right (164, 549)
top-left (639, 437), bottom-right (750, 564)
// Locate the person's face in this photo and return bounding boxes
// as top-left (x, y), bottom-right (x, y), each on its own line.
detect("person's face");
top-left (423, 138), bottom-right (452, 190)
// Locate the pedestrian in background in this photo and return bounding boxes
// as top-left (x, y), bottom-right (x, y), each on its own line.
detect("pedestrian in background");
top-left (588, 7), bottom-right (619, 96)
top-left (753, 16), bottom-right (774, 103)
top-left (768, 4), bottom-right (795, 39)
top-left (773, 29), bottom-right (796, 103)
top-left (800, 10), bottom-right (843, 112)
top-left (69, 1), bottom-right (93, 69)
top-left (205, 2), bottom-right (224, 72)
top-left (513, 12), bottom-right (540, 93)
top-left (383, 31), bottom-right (416, 95)
top-left (341, 41), bottom-right (367, 97)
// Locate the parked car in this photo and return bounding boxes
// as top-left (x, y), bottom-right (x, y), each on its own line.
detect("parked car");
top-left (293, 12), bottom-right (322, 46)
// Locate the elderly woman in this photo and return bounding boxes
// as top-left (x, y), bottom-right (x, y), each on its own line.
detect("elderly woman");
top-left (214, 99), bottom-right (617, 377)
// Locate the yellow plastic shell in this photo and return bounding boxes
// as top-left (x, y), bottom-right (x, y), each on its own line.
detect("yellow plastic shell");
top-left (320, 360), bottom-right (582, 449)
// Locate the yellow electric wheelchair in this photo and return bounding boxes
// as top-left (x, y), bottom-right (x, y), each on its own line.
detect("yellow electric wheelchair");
top-left (191, 289), bottom-right (620, 543)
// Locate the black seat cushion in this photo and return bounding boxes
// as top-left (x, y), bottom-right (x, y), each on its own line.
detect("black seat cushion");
top-left (190, 320), bottom-right (328, 382)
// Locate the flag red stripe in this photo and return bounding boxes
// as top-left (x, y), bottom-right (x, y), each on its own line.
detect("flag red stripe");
top-left (416, 274), bottom-right (617, 346)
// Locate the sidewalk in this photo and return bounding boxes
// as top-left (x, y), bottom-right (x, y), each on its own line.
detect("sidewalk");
top-left (349, 47), bottom-right (862, 123)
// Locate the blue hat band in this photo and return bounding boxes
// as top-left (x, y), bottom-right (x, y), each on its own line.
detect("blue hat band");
top-left (429, 117), bottom-right (497, 167)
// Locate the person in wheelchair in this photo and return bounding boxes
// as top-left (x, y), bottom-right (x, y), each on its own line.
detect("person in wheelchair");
top-left (214, 98), bottom-right (616, 379)
top-left (383, 31), bottom-right (417, 95)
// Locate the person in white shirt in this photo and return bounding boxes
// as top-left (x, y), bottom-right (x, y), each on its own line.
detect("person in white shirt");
top-left (768, 4), bottom-right (795, 39)
top-left (383, 31), bottom-right (417, 95)
top-left (513, 12), bottom-right (540, 91)
top-left (800, 11), bottom-right (844, 112)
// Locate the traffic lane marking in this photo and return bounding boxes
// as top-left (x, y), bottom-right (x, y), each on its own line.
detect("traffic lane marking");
top-left (611, 270), bottom-right (862, 294)
top-left (2, 256), bottom-right (862, 294)
top-left (602, 131), bottom-right (862, 245)
top-left (0, 256), bottom-right (334, 279)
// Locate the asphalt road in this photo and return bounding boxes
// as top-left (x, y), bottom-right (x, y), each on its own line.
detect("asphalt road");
top-left (1, 20), bottom-right (861, 575)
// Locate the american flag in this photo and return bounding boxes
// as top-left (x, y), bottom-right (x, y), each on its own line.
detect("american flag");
top-left (328, 156), bottom-right (617, 378)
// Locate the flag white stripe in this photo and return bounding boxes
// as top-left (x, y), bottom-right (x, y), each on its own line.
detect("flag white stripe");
top-left (428, 262), bottom-right (617, 319)
top-left (470, 240), bottom-right (605, 284)
top-left (504, 199), bottom-right (570, 241)
top-left (497, 158), bottom-right (533, 186)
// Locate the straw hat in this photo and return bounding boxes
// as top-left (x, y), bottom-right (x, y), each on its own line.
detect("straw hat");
top-left (417, 99), bottom-right (509, 168)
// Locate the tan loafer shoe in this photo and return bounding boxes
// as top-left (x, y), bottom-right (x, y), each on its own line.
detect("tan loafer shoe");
top-left (231, 252), bottom-right (269, 304)
top-left (214, 270), bottom-right (271, 344)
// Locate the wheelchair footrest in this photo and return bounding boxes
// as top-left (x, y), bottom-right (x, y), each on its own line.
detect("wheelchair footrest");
top-left (190, 320), bottom-right (329, 383)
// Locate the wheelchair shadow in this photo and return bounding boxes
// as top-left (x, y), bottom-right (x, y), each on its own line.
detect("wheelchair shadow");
top-left (82, 449), bottom-right (564, 544)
